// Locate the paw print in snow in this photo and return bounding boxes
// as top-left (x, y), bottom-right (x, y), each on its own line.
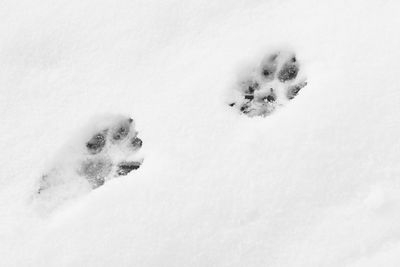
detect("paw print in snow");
top-left (229, 51), bottom-right (308, 117)
top-left (77, 117), bottom-right (143, 188)
top-left (35, 114), bottom-right (143, 211)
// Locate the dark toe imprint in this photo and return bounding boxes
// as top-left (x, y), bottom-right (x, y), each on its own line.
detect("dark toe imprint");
top-left (131, 137), bottom-right (143, 150)
top-left (112, 119), bottom-right (132, 141)
top-left (278, 57), bottom-right (299, 82)
top-left (116, 161), bottom-right (141, 176)
top-left (287, 81), bottom-right (307, 100)
top-left (86, 132), bottom-right (107, 154)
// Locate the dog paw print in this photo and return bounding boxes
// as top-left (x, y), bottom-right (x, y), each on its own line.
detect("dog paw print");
top-left (36, 115), bottom-right (143, 206)
top-left (229, 51), bottom-right (308, 117)
top-left (78, 117), bottom-right (143, 189)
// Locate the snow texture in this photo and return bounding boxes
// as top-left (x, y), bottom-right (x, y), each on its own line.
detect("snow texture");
top-left (1, 0), bottom-right (400, 266)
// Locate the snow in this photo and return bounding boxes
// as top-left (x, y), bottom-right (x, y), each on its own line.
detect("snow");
top-left (1, 0), bottom-right (400, 266)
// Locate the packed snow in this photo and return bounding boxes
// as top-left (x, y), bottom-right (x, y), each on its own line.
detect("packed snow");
top-left (1, 0), bottom-right (400, 266)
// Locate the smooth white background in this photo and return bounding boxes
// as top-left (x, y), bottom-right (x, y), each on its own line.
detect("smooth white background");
top-left (1, 0), bottom-right (400, 266)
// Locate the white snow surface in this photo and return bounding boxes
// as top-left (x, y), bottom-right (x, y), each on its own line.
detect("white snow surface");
top-left (1, 0), bottom-right (400, 266)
